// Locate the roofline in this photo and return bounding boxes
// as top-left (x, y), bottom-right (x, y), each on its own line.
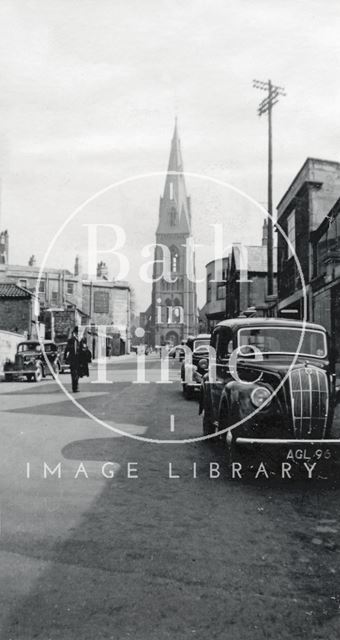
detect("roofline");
top-left (277, 157), bottom-right (340, 211)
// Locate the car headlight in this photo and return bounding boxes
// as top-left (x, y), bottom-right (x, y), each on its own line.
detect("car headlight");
top-left (250, 386), bottom-right (271, 408)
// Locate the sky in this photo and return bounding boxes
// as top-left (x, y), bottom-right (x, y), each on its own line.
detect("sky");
top-left (1, 0), bottom-right (340, 310)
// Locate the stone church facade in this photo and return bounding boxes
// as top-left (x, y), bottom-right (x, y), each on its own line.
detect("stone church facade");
top-left (150, 122), bottom-right (197, 346)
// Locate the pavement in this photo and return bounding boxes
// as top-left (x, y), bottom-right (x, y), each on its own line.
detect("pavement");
top-left (0, 356), bottom-right (340, 639)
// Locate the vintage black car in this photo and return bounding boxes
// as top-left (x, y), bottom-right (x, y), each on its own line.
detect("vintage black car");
top-left (4, 340), bottom-right (60, 382)
top-left (181, 333), bottom-right (211, 399)
top-left (199, 318), bottom-right (339, 461)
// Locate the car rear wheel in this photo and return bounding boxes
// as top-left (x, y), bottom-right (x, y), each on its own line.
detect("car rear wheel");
top-left (183, 384), bottom-right (194, 400)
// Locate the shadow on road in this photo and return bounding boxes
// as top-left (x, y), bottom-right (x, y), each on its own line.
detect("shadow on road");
top-left (3, 391), bottom-right (340, 639)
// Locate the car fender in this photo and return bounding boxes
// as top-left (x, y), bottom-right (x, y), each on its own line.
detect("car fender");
top-left (198, 374), bottom-right (210, 415)
top-left (219, 380), bottom-right (259, 424)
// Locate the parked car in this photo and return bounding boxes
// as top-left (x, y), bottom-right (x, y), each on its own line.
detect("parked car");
top-left (181, 333), bottom-right (211, 399)
top-left (4, 340), bottom-right (60, 382)
top-left (199, 318), bottom-right (339, 462)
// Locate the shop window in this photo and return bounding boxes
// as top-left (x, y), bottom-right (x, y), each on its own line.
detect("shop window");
top-left (217, 283), bottom-right (225, 300)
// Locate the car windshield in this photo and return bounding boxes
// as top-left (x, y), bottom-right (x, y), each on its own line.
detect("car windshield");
top-left (18, 343), bottom-right (41, 353)
top-left (238, 327), bottom-right (327, 358)
top-left (44, 344), bottom-right (56, 352)
top-left (193, 339), bottom-right (210, 351)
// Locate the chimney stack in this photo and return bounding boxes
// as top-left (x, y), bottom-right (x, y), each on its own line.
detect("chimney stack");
top-left (74, 255), bottom-right (82, 277)
top-left (97, 261), bottom-right (108, 280)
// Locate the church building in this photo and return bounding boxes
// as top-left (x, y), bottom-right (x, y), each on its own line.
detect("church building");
top-left (149, 121), bottom-right (197, 347)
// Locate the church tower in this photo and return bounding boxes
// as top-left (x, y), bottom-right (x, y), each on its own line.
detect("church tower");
top-left (150, 121), bottom-right (197, 347)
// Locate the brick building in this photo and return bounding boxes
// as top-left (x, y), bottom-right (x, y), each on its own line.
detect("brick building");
top-left (82, 280), bottom-right (131, 355)
top-left (0, 283), bottom-right (39, 338)
top-left (310, 196), bottom-right (340, 373)
top-left (201, 220), bottom-right (276, 330)
top-left (0, 230), bottom-right (131, 354)
top-left (276, 158), bottom-right (340, 319)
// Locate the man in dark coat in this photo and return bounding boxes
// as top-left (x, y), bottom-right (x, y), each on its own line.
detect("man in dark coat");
top-left (64, 326), bottom-right (80, 392)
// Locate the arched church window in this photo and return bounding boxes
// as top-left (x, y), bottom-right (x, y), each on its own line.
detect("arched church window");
top-left (174, 297), bottom-right (181, 307)
top-left (169, 182), bottom-right (174, 200)
top-left (165, 298), bottom-right (172, 307)
top-left (169, 207), bottom-right (177, 226)
top-left (170, 246), bottom-right (179, 273)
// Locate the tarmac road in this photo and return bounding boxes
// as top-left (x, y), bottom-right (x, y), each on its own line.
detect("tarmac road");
top-left (1, 354), bottom-right (340, 640)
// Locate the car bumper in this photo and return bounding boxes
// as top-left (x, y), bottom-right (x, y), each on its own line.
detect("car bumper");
top-left (5, 369), bottom-right (38, 376)
top-left (235, 437), bottom-right (340, 446)
top-left (183, 381), bottom-right (201, 391)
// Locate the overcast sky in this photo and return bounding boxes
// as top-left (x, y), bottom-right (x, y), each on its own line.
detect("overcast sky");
top-left (1, 0), bottom-right (340, 309)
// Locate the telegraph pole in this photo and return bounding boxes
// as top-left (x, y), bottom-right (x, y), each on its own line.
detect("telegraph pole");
top-left (253, 79), bottom-right (286, 296)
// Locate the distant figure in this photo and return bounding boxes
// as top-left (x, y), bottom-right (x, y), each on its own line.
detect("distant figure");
top-left (78, 337), bottom-right (92, 378)
top-left (64, 326), bottom-right (80, 392)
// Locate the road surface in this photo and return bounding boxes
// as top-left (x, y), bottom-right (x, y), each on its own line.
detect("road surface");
top-left (0, 354), bottom-right (340, 640)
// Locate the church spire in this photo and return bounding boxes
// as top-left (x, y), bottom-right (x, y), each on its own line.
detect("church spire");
top-left (167, 117), bottom-right (183, 173)
top-left (157, 120), bottom-right (191, 235)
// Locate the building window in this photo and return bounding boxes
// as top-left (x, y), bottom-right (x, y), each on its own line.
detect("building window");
top-left (39, 280), bottom-right (45, 293)
top-left (18, 279), bottom-right (28, 288)
top-left (207, 274), bottom-right (212, 302)
top-left (169, 207), bottom-right (177, 226)
top-left (51, 291), bottom-right (58, 303)
top-left (315, 215), bottom-right (340, 277)
top-left (67, 282), bottom-right (74, 294)
top-left (287, 210), bottom-right (296, 258)
top-left (94, 290), bottom-right (109, 314)
top-left (170, 246), bottom-right (179, 273)
top-left (217, 283), bottom-right (225, 300)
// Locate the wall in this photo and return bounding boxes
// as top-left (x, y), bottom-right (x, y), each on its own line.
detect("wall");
top-left (0, 297), bottom-right (31, 335)
top-left (0, 330), bottom-right (24, 373)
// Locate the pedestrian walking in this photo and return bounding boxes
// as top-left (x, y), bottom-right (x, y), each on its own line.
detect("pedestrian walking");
top-left (78, 337), bottom-right (92, 378)
top-left (64, 326), bottom-right (80, 392)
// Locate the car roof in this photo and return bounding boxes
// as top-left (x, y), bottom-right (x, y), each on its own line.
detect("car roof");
top-left (215, 318), bottom-right (326, 333)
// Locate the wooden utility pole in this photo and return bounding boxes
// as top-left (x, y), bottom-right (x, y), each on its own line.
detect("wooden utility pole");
top-left (253, 79), bottom-right (286, 296)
